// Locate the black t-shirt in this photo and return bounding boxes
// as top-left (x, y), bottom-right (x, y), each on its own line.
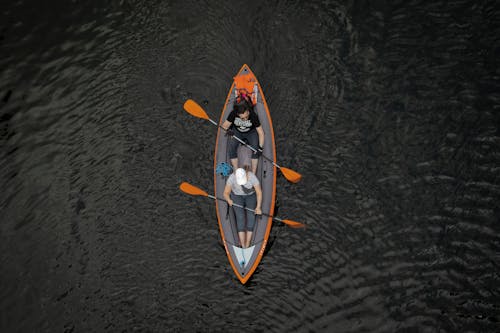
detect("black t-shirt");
top-left (226, 110), bottom-right (261, 133)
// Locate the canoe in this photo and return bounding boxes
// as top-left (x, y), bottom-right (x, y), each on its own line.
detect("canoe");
top-left (214, 64), bottom-right (276, 284)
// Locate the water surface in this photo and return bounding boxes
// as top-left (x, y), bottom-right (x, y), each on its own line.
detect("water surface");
top-left (1, 1), bottom-right (499, 332)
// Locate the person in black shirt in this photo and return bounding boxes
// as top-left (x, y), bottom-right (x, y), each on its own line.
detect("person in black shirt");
top-left (222, 101), bottom-right (264, 174)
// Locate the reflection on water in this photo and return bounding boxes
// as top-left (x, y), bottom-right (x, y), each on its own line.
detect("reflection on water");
top-left (1, 0), bottom-right (499, 331)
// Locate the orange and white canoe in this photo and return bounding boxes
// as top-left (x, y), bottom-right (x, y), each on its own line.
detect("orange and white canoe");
top-left (214, 64), bottom-right (276, 284)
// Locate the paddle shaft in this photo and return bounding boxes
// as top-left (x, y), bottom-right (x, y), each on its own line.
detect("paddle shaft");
top-left (206, 116), bottom-right (283, 169)
top-left (184, 99), bottom-right (301, 182)
top-left (181, 181), bottom-right (304, 227)
top-left (206, 194), bottom-right (280, 221)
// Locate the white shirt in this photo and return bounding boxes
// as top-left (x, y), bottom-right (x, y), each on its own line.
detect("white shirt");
top-left (226, 172), bottom-right (260, 195)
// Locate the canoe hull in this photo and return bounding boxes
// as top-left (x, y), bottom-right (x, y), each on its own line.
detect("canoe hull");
top-left (214, 64), bottom-right (276, 284)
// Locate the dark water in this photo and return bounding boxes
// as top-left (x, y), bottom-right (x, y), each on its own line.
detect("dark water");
top-left (1, 1), bottom-right (499, 332)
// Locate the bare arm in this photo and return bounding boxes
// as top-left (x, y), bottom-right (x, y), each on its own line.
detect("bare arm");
top-left (222, 120), bottom-right (232, 131)
top-left (256, 126), bottom-right (264, 148)
top-left (254, 184), bottom-right (262, 214)
top-left (223, 183), bottom-right (233, 206)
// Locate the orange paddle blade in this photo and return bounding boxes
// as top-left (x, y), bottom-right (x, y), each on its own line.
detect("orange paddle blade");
top-left (183, 99), bottom-right (209, 120)
top-left (281, 219), bottom-right (306, 228)
top-left (179, 182), bottom-right (209, 197)
top-left (280, 167), bottom-right (302, 183)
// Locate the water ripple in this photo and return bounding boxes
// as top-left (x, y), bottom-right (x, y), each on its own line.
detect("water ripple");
top-left (1, 1), bottom-right (499, 332)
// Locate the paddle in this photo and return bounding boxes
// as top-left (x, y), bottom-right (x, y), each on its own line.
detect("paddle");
top-left (180, 182), bottom-right (305, 228)
top-left (183, 99), bottom-right (302, 183)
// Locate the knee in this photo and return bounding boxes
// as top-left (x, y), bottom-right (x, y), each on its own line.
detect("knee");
top-left (229, 149), bottom-right (238, 160)
top-left (236, 219), bottom-right (246, 232)
top-left (246, 218), bottom-right (256, 231)
top-left (229, 143), bottom-right (239, 160)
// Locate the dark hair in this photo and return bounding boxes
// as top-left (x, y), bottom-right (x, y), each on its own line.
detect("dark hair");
top-left (234, 100), bottom-right (252, 115)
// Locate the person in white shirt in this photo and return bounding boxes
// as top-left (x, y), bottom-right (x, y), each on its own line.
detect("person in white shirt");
top-left (223, 166), bottom-right (262, 248)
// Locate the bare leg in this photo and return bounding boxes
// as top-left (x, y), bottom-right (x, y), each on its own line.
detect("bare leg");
top-left (245, 231), bottom-right (253, 248)
top-left (238, 231), bottom-right (246, 248)
top-left (231, 158), bottom-right (238, 171)
top-left (251, 158), bottom-right (258, 174)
